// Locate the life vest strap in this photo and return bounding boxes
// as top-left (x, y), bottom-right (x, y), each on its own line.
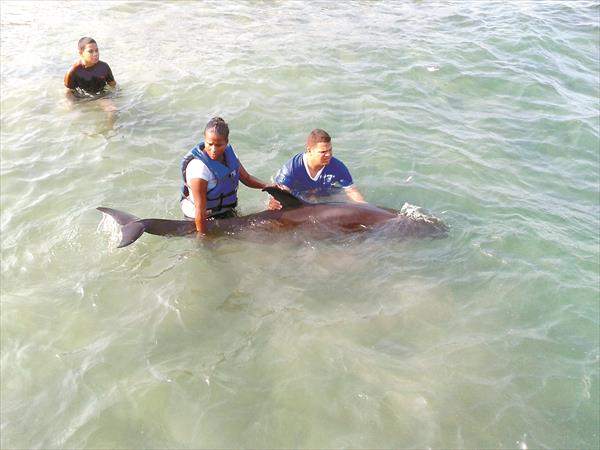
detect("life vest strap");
top-left (207, 190), bottom-right (237, 212)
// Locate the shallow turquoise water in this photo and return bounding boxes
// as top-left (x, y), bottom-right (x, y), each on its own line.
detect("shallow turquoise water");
top-left (1, 1), bottom-right (599, 449)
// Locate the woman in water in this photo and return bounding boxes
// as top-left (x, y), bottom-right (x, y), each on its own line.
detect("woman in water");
top-left (180, 117), bottom-right (269, 235)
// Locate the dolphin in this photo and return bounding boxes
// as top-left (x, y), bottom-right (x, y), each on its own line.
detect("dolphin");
top-left (97, 187), bottom-right (448, 248)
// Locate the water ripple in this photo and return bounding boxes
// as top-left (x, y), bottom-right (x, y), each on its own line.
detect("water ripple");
top-left (1, 1), bottom-right (598, 449)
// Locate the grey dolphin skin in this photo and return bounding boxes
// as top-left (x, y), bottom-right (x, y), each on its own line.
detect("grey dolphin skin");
top-left (98, 187), bottom-right (448, 248)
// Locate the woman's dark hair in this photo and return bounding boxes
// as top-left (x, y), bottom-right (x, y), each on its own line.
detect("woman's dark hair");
top-left (204, 117), bottom-right (229, 139)
top-left (78, 37), bottom-right (97, 51)
top-left (307, 128), bottom-right (331, 147)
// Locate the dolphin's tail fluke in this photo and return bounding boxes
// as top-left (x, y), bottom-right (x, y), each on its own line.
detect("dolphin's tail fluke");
top-left (97, 207), bottom-right (147, 248)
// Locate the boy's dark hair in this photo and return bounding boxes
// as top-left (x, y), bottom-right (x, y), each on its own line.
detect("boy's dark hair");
top-left (78, 37), bottom-right (97, 51)
top-left (204, 117), bottom-right (229, 139)
top-left (307, 129), bottom-right (331, 148)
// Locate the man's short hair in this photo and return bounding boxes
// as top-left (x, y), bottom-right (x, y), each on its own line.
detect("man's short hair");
top-left (78, 37), bottom-right (97, 51)
top-left (307, 129), bottom-right (331, 148)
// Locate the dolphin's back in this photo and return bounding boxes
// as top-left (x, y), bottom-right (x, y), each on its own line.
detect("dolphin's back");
top-left (262, 186), bottom-right (399, 227)
top-left (272, 202), bottom-right (396, 230)
top-left (141, 218), bottom-right (196, 237)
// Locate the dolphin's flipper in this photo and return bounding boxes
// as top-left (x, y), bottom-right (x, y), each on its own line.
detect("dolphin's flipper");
top-left (97, 207), bottom-right (146, 248)
top-left (262, 186), bottom-right (305, 208)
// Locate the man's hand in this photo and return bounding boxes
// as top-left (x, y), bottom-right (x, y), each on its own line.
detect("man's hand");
top-left (272, 182), bottom-right (290, 192)
top-left (266, 183), bottom-right (290, 210)
top-left (267, 197), bottom-right (282, 210)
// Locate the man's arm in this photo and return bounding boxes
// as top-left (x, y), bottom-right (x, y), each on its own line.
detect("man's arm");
top-left (266, 161), bottom-right (295, 210)
top-left (105, 65), bottom-right (116, 88)
top-left (64, 87), bottom-right (77, 101)
top-left (345, 186), bottom-right (366, 203)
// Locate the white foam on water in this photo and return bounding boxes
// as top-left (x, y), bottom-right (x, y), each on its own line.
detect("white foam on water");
top-left (399, 202), bottom-right (442, 225)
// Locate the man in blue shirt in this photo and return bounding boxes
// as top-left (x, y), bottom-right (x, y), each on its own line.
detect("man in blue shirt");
top-left (271, 129), bottom-right (365, 205)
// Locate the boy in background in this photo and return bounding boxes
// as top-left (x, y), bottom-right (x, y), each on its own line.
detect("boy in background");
top-left (64, 37), bottom-right (116, 101)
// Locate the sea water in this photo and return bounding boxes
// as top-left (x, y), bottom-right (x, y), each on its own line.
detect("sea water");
top-left (1, 1), bottom-right (598, 448)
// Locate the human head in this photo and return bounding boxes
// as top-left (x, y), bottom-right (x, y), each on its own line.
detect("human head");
top-left (305, 128), bottom-right (333, 168)
top-left (78, 37), bottom-right (97, 52)
top-left (203, 117), bottom-right (229, 160)
top-left (78, 37), bottom-right (99, 67)
top-left (306, 128), bottom-right (331, 150)
top-left (204, 117), bottom-right (230, 140)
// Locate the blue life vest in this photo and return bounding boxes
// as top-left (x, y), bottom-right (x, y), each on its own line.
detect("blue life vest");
top-left (180, 143), bottom-right (240, 213)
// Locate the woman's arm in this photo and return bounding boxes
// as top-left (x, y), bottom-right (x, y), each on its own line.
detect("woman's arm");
top-left (189, 178), bottom-right (209, 234)
top-left (238, 162), bottom-right (268, 189)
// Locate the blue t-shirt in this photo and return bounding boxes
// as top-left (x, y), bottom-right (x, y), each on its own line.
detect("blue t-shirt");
top-left (273, 153), bottom-right (354, 199)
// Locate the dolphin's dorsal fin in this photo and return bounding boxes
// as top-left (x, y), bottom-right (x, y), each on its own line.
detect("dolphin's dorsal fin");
top-left (262, 186), bottom-right (305, 208)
